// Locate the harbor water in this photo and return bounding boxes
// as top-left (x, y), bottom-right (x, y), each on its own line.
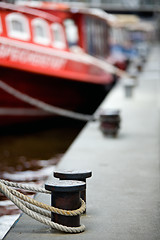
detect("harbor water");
top-left (0, 118), bottom-right (85, 239)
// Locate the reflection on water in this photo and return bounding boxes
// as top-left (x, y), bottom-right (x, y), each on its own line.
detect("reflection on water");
top-left (0, 118), bottom-right (85, 239)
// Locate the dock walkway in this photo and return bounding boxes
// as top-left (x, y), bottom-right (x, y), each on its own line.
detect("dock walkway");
top-left (4, 45), bottom-right (160, 240)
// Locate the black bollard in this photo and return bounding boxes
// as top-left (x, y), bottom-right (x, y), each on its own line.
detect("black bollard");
top-left (53, 170), bottom-right (92, 203)
top-left (45, 180), bottom-right (86, 227)
top-left (99, 109), bottom-right (120, 136)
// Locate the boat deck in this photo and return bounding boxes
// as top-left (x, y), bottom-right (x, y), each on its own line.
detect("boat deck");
top-left (4, 44), bottom-right (160, 240)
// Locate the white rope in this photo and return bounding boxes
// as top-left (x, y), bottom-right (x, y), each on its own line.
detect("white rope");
top-left (0, 181), bottom-right (85, 233)
top-left (19, 198), bottom-right (51, 218)
top-left (0, 179), bottom-right (85, 216)
top-left (0, 179), bottom-right (50, 194)
top-left (9, 187), bottom-right (86, 216)
top-left (0, 80), bottom-right (94, 122)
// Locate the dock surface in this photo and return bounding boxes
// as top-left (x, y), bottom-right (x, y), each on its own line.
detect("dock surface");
top-left (4, 45), bottom-right (160, 240)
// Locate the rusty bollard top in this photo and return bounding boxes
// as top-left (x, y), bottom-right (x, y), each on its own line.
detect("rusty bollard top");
top-left (99, 109), bottom-right (120, 121)
top-left (53, 170), bottom-right (92, 182)
top-left (45, 180), bottom-right (86, 192)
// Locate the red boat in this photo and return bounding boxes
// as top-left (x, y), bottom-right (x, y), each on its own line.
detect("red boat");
top-left (0, 2), bottom-right (122, 126)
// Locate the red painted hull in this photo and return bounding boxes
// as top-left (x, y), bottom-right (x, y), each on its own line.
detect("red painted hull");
top-left (0, 66), bottom-right (113, 126)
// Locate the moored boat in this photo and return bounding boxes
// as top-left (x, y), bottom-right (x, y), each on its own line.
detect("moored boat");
top-left (0, 2), bottom-right (120, 126)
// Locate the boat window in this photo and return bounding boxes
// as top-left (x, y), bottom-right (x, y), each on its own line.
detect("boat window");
top-left (51, 23), bottom-right (66, 49)
top-left (6, 13), bottom-right (30, 40)
top-left (84, 16), bottom-right (109, 58)
top-left (64, 19), bottom-right (79, 48)
top-left (32, 18), bottom-right (50, 45)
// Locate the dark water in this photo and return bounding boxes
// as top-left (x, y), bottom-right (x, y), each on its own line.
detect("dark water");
top-left (0, 118), bottom-right (85, 239)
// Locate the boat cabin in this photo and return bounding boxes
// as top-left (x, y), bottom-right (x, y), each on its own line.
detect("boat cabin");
top-left (0, 3), bottom-right (69, 50)
top-left (0, 2), bottom-right (115, 85)
top-left (0, 2), bottom-right (111, 58)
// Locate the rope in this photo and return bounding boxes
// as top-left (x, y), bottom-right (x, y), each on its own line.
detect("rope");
top-left (19, 198), bottom-right (51, 218)
top-left (0, 181), bottom-right (86, 233)
top-left (0, 179), bottom-right (50, 194)
top-left (0, 80), bottom-right (94, 122)
top-left (0, 179), bottom-right (85, 216)
top-left (0, 182), bottom-right (85, 233)
top-left (87, 54), bottom-right (129, 79)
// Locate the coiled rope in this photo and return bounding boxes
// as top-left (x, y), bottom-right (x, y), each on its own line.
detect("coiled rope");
top-left (0, 80), bottom-right (94, 122)
top-left (0, 179), bottom-right (86, 233)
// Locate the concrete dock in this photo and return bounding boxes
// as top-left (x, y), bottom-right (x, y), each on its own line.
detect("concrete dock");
top-left (4, 45), bottom-right (160, 240)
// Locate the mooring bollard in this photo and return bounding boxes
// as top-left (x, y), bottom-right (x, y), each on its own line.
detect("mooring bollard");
top-left (53, 170), bottom-right (92, 203)
top-left (45, 180), bottom-right (86, 227)
top-left (136, 59), bottom-right (143, 72)
top-left (99, 109), bottom-right (120, 136)
top-left (128, 66), bottom-right (138, 81)
top-left (123, 78), bottom-right (135, 98)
